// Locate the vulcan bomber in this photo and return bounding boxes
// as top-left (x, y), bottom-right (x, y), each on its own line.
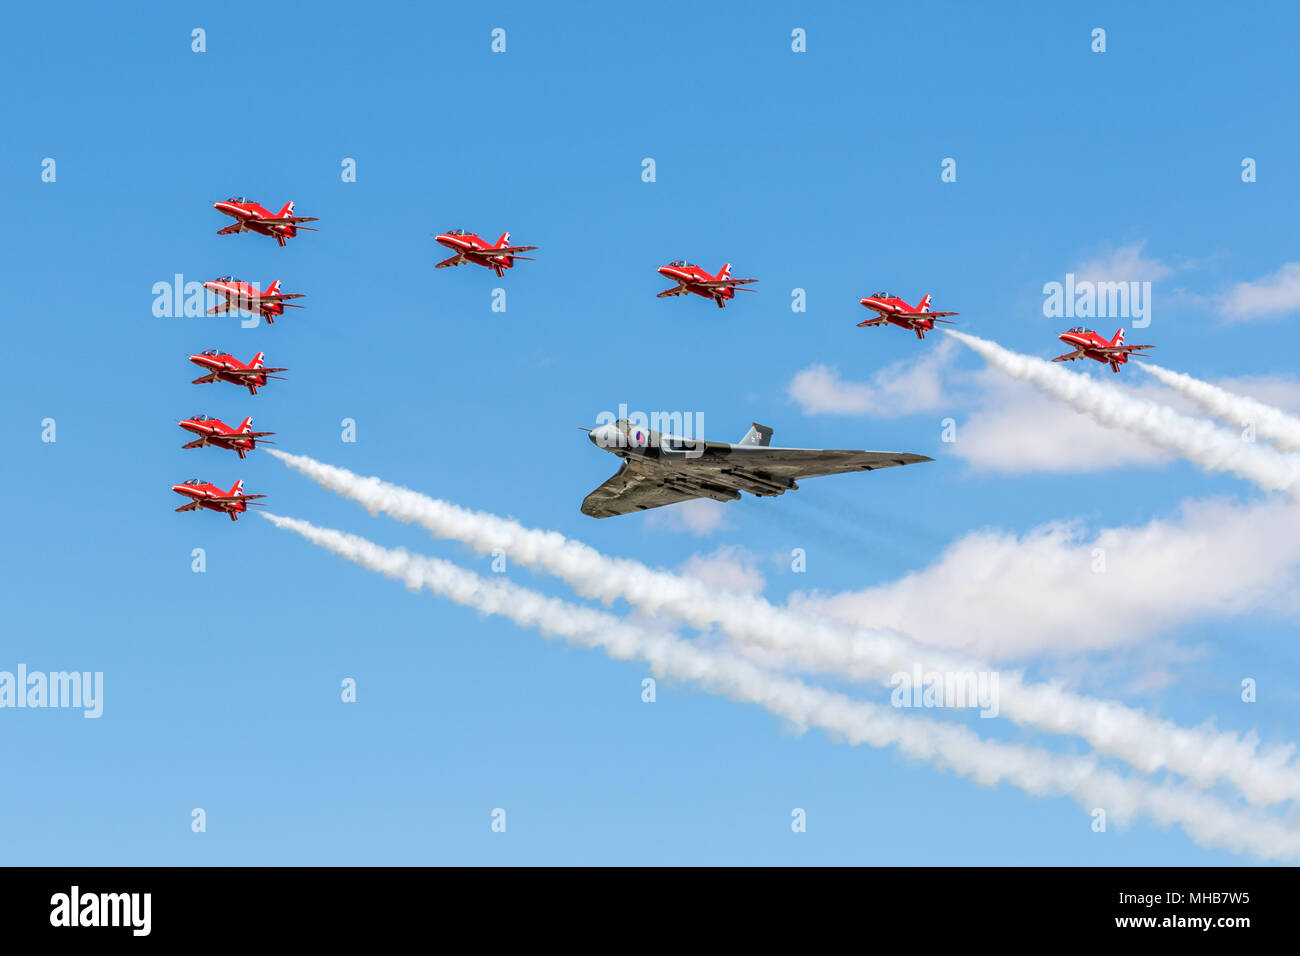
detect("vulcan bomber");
top-left (581, 418), bottom-right (931, 518)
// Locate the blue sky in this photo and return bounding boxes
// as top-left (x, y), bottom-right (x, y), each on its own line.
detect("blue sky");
top-left (3, 0), bottom-right (1299, 864)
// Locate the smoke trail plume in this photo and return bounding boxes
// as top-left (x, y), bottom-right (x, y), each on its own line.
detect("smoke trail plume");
top-left (262, 511), bottom-right (1300, 861)
top-left (1137, 361), bottom-right (1300, 453)
top-left (944, 330), bottom-right (1300, 495)
top-left (267, 449), bottom-right (1300, 807)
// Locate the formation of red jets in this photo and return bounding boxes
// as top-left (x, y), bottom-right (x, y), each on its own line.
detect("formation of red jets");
top-left (170, 199), bottom-right (319, 520)
top-left (173, 197), bottom-right (1157, 520)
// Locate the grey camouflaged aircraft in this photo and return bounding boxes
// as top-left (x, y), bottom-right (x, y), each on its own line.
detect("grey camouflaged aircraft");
top-left (580, 418), bottom-right (932, 518)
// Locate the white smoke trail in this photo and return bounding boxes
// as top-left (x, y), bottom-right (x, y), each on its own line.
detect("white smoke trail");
top-left (267, 448), bottom-right (1300, 807)
top-left (944, 330), bottom-right (1300, 495)
top-left (261, 511), bottom-right (1300, 861)
top-left (1137, 361), bottom-right (1300, 453)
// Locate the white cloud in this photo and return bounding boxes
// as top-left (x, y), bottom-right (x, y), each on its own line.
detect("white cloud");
top-left (644, 498), bottom-right (728, 535)
top-left (1220, 262), bottom-right (1300, 321)
top-left (1071, 239), bottom-right (1175, 283)
top-left (790, 495), bottom-right (1300, 661)
top-left (1074, 240), bottom-right (1174, 284)
top-left (787, 338), bottom-right (954, 416)
top-left (950, 372), bottom-right (1170, 473)
top-left (678, 545), bottom-right (765, 595)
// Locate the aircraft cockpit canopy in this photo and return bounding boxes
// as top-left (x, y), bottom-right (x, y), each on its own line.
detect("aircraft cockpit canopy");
top-left (1066, 326), bottom-right (1094, 334)
top-left (668, 260), bottom-right (697, 268)
top-left (201, 349), bottom-right (222, 356)
top-left (446, 228), bottom-right (470, 236)
top-left (190, 414), bottom-right (212, 422)
top-left (184, 478), bottom-right (204, 485)
top-left (226, 197), bottom-right (250, 203)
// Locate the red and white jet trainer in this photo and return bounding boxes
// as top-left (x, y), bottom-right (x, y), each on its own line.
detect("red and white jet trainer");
top-left (171, 478), bottom-right (266, 521)
top-left (434, 229), bottom-right (538, 278)
top-left (212, 197), bottom-right (319, 247)
top-left (1053, 326), bottom-right (1155, 373)
top-left (656, 261), bottom-right (758, 309)
top-left (202, 276), bottom-right (305, 324)
top-left (177, 415), bottom-right (275, 459)
top-left (857, 292), bottom-right (959, 340)
top-left (189, 350), bottom-right (288, 395)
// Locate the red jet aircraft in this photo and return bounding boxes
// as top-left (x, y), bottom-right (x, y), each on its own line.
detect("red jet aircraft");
top-left (857, 292), bottom-right (959, 339)
top-left (202, 277), bottom-right (305, 324)
top-left (178, 415), bottom-right (275, 459)
top-left (212, 197), bottom-right (318, 247)
top-left (434, 229), bottom-right (538, 277)
top-left (171, 478), bottom-right (265, 521)
top-left (656, 261), bottom-right (758, 308)
top-left (1053, 327), bottom-right (1155, 372)
top-left (189, 350), bottom-right (287, 395)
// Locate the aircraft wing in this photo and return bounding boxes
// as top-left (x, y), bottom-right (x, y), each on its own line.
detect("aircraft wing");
top-left (254, 216), bottom-right (320, 226)
top-left (259, 293), bottom-right (304, 303)
top-left (471, 245), bottom-right (538, 256)
top-left (1052, 350), bottom-right (1084, 362)
top-left (581, 460), bottom-right (708, 518)
top-left (208, 366), bottom-right (288, 378)
top-left (175, 501), bottom-right (200, 512)
top-left (919, 311), bottom-right (959, 318)
top-left (856, 316), bottom-right (890, 327)
top-left (716, 446), bottom-right (933, 481)
top-left (657, 285), bottom-right (689, 297)
top-left (581, 448), bottom-right (931, 518)
top-left (1097, 344), bottom-right (1155, 353)
top-left (435, 254), bottom-right (465, 269)
top-left (694, 278), bottom-right (758, 288)
top-left (209, 494), bottom-right (266, 503)
top-left (216, 223), bottom-right (243, 236)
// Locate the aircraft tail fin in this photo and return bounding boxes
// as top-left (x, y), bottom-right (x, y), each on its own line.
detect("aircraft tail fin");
top-left (739, 423), bottom-right (773, 447)
top-left (496, 231), bottom-right (511, 248)
top-left (1112, 328), bottom-right (1126, 346)
top-left (237, 416), bottom-right (254, 434)
top-left (718, 263), bottom-right (732, 280)
top-left (252, 351), bottom-right (265, 369)
top-left (265, 279), bottom-right (281, 296)
top-left (276, 201), bottom-right (294, 219)
top-left (918, 294), bottom-right (933, 312)
top-left (229, 479), bottom-right (245, 496)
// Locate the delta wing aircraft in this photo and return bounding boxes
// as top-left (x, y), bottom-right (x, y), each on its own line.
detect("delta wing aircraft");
top-left (580, 419), bottom-right (930, 518)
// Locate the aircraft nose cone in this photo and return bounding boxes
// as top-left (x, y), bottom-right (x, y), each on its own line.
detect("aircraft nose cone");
top-left (590, 424), bottom-right (620, 448)
top-left (171, 484), bottom-right (185, 494)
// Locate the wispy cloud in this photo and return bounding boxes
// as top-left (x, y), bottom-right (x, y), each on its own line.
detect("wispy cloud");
top-left (263, 511), bottom-right (1300, 862)
top-left (792, 494), bottom-right (1300, 660)
top-left (644, 498), bottom-right (729, 535)
top-left (787, 339), bottom-right (954, 416)
top-left (1220, 261), bottom-right (1300, 321)
top-left (1073, 241), bottom-right (1174, 285)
